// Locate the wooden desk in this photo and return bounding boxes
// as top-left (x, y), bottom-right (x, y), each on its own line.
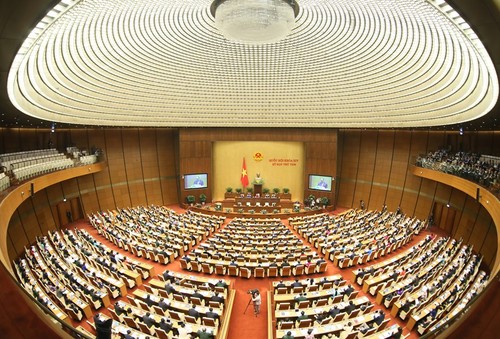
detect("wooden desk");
top-left (363, 324), bottom-right (400, 338)
top-left (276, 311), bottom-right (378, 338)
top-left (120, 268), bottom-right (142, 286)
top-left (275, 296), bottom-right (369, 319)
top-left (133, 289), bottom-right (223, 322)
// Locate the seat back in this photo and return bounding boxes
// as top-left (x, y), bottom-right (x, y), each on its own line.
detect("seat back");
top-left (294, 265), bottom-right (305, 275)
top-left (180, 258), bottom-right (189, 270)
top-left (298, 319), bottom-right (312, 328)
top-left (203, 317), bottom-right (217, 326)
top-left (279, 321), bottom-right (294, 329)
top-left (268, 267), bottom-right (278, 277)
top-left (228, 266), bottom-right (239, 276)
top-left (277, 302), bottom-right (290, 310)
top-left (298, 300), bottom-right (309, 309)
top-left (155, 328), bottom-right (170, 339)
top-left (281, 266), bottom-right (291, 277)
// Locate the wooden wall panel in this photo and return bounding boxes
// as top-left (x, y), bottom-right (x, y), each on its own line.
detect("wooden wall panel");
top-left (481, 224), bottom-right (498, 268)
top-left (31, 191), bottom-right (56, 233)
top-left (44, 184), bottom-right (64, 229)
top-left (88, 129), bottom-right (114, 210)
top-left (122, 130), bottom-right (147, 207)
top-left (139, 129), bottom-right (161, 206)
top-left (371, 131), bottom-right (394, 208)
top-left (454, 197), bottom-right (481, 238)
top-left (337, 131), bottom-right (360, 207)
top-left (7, 213), bottom-right (28, 258)
top-left (468, 214), bottom-right (491, 256)
top-left (156, 129), bottom-right (179, 205)
top-left (77, 174), bottom-right (100, 215)
top-left (105, 129), bottom-right (130, 208)
top-left (16, 201), bottom-right (39, 245)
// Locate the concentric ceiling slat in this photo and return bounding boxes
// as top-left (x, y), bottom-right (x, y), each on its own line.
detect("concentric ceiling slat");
top-left (7, 0), bottom-right (499, 127)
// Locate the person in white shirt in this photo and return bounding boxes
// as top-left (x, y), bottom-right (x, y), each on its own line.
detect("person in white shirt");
top-left (252, 290), bottom-right (262, 316)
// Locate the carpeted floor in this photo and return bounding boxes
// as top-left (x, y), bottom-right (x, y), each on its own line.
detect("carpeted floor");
top-left (67, 205), bottom-right (443, 339)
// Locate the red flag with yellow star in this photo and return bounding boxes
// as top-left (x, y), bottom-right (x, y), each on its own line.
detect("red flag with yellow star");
top-left (241, 157), bottom-right (249, 187)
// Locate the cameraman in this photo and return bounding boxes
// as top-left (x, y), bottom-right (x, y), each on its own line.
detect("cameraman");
top-left (251, 290), bottom-right (261, 316)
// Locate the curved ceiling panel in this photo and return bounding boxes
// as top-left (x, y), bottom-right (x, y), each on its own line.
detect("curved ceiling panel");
top-left (7, 0), bottom-right (499, 127)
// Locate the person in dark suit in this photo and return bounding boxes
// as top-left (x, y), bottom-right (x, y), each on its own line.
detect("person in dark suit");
top-left (165, 282), bottom-right (176, 295)
top-left (329, 305), bottom-right (340, 318)
top-left (344, 285), bottom-right (354, 296)
top-left (205, 307), bottom-right (219, 321)
top-left (162, 270), bottom-right (175, 282)
top-left (374, 309), bottom-right (385, 326)
top-left (114, 301), bottom-right (127, 316)
top-left (192, 290), bottom-right (204, 301)
top-left (210, 292), bottom-right (224, 304)
top-left (276, 280), bottom-right (286, 289)
top-left (158, 298), bottom-right (170, 312)
top-left (158, 318), bottom-right (173, 333)
top-left (144, 294), bottom-right (155, 307)
top-left (282, 331), bottom-right (294, 339)
top-left (188, 304), bottom-right (200, 319)
top-left (142, 312), bottom-right (156, 328)
top-left (124, 329), bottom-right (135, 339)
top-left (291, 279), bottom-right (302, 288)
top-left (345, 300), bottom-right (355, 314)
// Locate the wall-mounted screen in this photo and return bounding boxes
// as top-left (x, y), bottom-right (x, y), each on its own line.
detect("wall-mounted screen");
top-left (308, 174), bottom-right (332, 191)
top-left (184, 173), bottom-right (208, 189)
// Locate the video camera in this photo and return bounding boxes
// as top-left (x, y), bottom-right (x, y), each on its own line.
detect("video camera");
top-left (247, 289), bottom-right (259, 295)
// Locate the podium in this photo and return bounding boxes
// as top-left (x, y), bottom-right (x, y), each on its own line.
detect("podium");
top-left (253, 183), bottom-right (263, 195)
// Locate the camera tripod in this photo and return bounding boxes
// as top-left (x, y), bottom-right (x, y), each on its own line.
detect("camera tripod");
top-left (243, 296), bottom-right (254, 315)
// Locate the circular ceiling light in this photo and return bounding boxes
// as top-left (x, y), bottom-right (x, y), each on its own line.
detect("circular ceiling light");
top-left (211, 0), bottom-right (299, 44)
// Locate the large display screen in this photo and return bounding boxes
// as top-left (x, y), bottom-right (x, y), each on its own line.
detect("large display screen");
top-left (184, 173), bottom-right (208, 189)
top-left (308, 174), bottom-right (332, 191)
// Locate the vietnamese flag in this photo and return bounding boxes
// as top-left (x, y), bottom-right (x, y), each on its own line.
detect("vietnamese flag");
top-left (241, 157), bottom-right (249, 187)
